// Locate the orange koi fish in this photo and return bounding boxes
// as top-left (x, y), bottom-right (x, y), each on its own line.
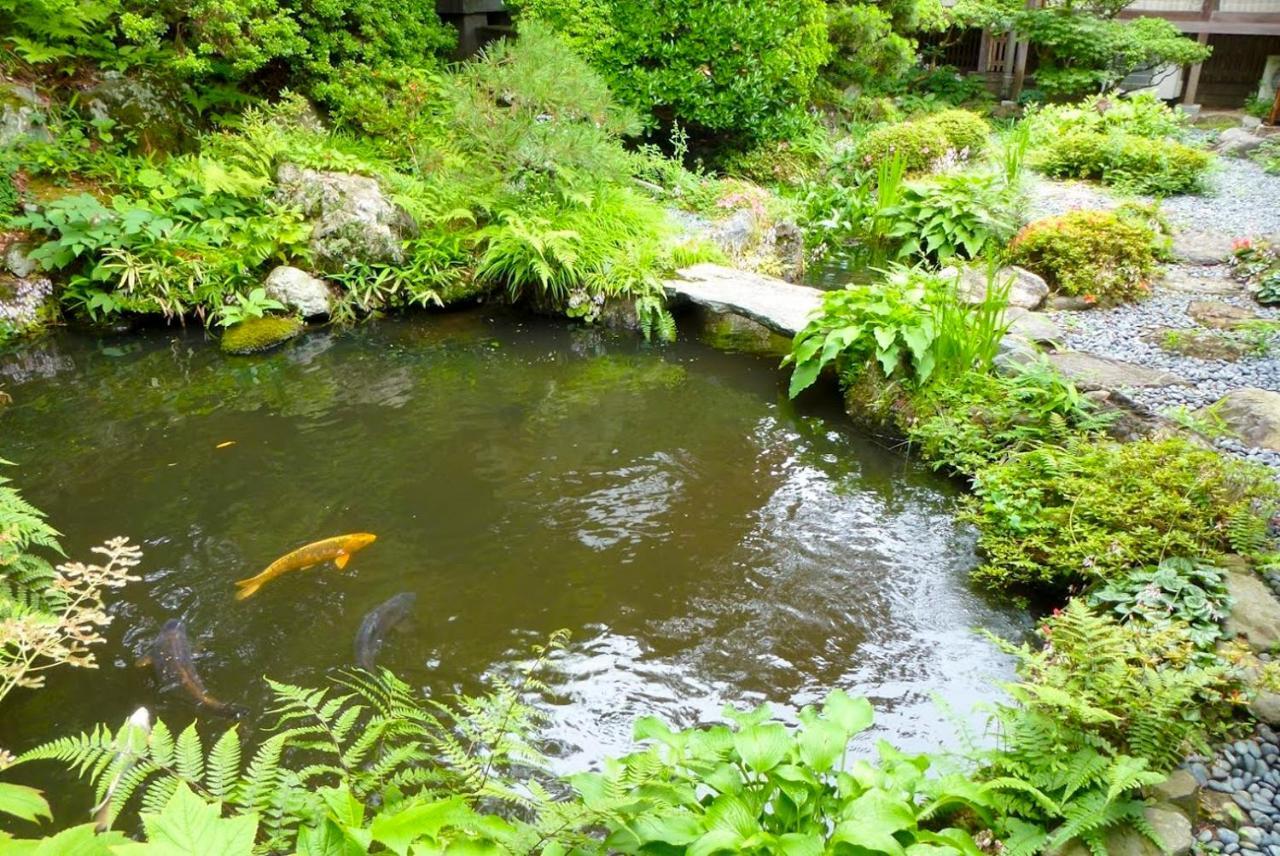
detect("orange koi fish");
top-left (234, 533), bottom-right (377, 600)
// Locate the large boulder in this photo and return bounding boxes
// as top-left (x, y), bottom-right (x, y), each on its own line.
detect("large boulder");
top-left (1002, 307), bottom-right (1063, 344)
top-left (0, 82), bottom-right (51, 148)
top-left (1050, 804), bottom-right (1192, 856)
top-left (1216, 127), bottom-right (1266, 156)
top-left (952, 265), bottom-right (1049, 310)
top-left (263, 266), bottom-right (334, 318)
top-left (3, 242), bottom-right (37, 279)
top-left (275, 164), bottom-right (418, 274)
top-left (1223, 567), bottom-right (1280, 651)
top-left (1206, 388), bottom-right (1280, 451)
top-left (79, 71), bottom-right (200, 154)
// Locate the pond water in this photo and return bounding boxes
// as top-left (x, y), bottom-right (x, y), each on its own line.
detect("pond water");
top-left (0, 309), bottom-right (1026, 814)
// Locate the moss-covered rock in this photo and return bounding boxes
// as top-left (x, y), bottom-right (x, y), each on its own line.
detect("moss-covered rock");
top-left (220, 317), bottom-right (304, 355)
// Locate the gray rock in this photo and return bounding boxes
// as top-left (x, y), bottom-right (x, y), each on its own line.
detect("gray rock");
top-left (1161, 268), bottom-right (1242, 296)
top-left (994, 334), bottom-right (1042, 375)
top-left (3, 243), bottom-right (36, 279)
top-left (275, 164), bottom-right (418, 274)
top-left (1151, 770), bottom-right (1201, 822)
top-left (1218, 128), bottom-right (1267, 157)
top-left (263, 266), bottom-right (333, 318)
top-left (1189, 300), bottom-right (1259, 330)
top-left (709, 209), bottom-right (756, 255)
top-left (1045, 351), bottom-right (1192, 391)
top-left (953, 265), bottom-right (1048, 310)
top-left (1225, 568), bottom-right (1280, 652)
top-left (0, 82), bottom-right (51, 148)
top-left (1253, 691), bottom-right (1280, 727)
top-left (79, 71), bottom-right (199, 154)
top-left (1003, 307), bottom-right (1063, 344)
top-left (1175, 231), bottom-right (1237, 266)
top-left (664, 263), bottom-right (823, 338)
top-left (1207, 389), bottom-right (1280, 452)
top-left (1049, 804), bottom-right (1192, 856)
top-left (1149, 327), bottom-right (1252, 361)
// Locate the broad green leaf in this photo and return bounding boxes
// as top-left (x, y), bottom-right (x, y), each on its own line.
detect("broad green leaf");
top-left (798, 716), bottom-right (846, 771)
top-left (369, 797), bottom-right (475, 856)
top-left (118, 783), bottom-right (256, 856)
top-left (0, 783), bottom-right (51, 823)
top-left (824, 690), bottom-right (874, 736)
top-left (733, 723), bottom-right (791, 773)
top-left (775, 832), bottom-right (825, 856)
top-left (0, 822), bottom-right (125, 855)
top-left (631, 812), bottom-right (705, 845)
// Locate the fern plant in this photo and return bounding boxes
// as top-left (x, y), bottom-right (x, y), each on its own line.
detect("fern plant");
top-left (0, 458), bottom-right (63, 610)
top-left (13, 633), bottom-right (603, 851)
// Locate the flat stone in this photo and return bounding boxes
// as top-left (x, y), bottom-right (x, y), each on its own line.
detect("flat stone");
top-left (1174, 231), bottom-right (1237, 266)
top-left (994, 334), bottom-right (1042, 375)
top-left (1003, 307), bottom-right (1063, 344)
top-left (1045, 351), bottom-right (1192, 391)
top-left (1224, 568), bottom-right (1280, 652)
top-left (1150, 770), bottom-right (1200, 822)
top-left (664, 263), bottom-right (824, 338)
top-left (1188, 300), bottom-right (1259, 330)
top-left (1161, 268), bottom-right (1242, 296)
top-left (952, 265), bottom-right (1048, 310)
top-left (1203, 788), bottom-right (1246, 828)
top-left (1149, 327), bottom-right (1252, 361)
top-left (3, 242), bottom-right (36, 279)
top-left (1207, 388), bottom-right (1280, 451)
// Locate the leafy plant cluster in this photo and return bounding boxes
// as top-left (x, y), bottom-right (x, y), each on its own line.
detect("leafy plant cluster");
top-left (1231, 237), bottom-right (1280, 306)
top-left (1008, 209), bottom-right (1158, 304)
top-left (1025, 93), bottom-right (1211, 195)
top-left (0, 0), bottom-right (456, 115)
top-left (6, 26), bottom-right (685, 338)
top-left (784, 266), bottom-right (1009, 397)
top-left (965, 435), bottom-right (1279, 591)
top-left (1087, 557), bottom-right (1232, 648)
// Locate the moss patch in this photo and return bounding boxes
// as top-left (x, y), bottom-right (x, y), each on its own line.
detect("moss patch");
top-left (220, 317), bottom-right (304, 355)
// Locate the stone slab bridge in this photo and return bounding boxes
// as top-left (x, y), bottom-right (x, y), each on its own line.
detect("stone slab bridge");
top-left (663, 263), bottom-right (823, 338)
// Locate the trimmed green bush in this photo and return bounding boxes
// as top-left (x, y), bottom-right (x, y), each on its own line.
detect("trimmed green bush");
top-left (1034, 129), bottom-right (1211, 195)
top-left (1008, 209), bottom-right (1157, 304)
top-left (853, 109), bottom-right (989, 172)
top-left (927, 108), bottom-right (989, 157)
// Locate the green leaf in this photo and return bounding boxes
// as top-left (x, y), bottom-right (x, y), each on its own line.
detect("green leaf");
top-left (775, 832), bottom-right (825, 856)
top-left (824, 690), bottom-right (874, 736)
top-left (117, 783), bottom-right (256, 856)
top-left (0, 783), bottom-right (51, 823)
top-left (733, 723), bottom-right (791, 773)
top-left (369, 796), bottom-right (475, 856)
top-left (798, 715), bottom-right (846, 771)
top-left (631, 812), bottom-right (705, 845)
top-left (0, 823), bottom-right (126, 855)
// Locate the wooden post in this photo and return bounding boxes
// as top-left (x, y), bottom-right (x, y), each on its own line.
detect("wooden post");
top-left (977, 29), bottom-right (991, 75)
top-left (1182, 32), bottom-right (1210, 105)
top-left (1268, 85), bottom-right (1280, 127)
top-left (1009, 0), bottom-right (1037, 102)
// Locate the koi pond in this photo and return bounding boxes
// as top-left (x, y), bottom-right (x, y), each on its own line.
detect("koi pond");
top-left (0, 309), bottom-right (1026, 807)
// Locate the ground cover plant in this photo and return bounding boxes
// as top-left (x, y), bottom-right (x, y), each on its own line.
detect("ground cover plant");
top-left (1008, 209), bottom-right (1158, 304)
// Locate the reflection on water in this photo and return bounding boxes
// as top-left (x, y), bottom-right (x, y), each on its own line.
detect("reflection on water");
top-left (0, 309), bottom-right (1026, 804)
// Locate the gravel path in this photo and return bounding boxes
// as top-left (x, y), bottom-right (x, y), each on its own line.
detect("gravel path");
top-left (1161, 157), bottom-right (1280, 241)
top-left (1023, 169), bottom-right (1280, 473)
top-left (1191, 726), bottom-right (1280, 855)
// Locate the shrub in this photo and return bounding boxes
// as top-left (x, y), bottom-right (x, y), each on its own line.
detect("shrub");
top-left (927, 108), bottom-right (990, 158)
top-left (966, 436), bottom-right (1280, 591)
top-left (1231, 237), bottom-right (1280, 306)
top-left (1087, 557), bottom-right (1231, 648)
top-left (853, 120), bottom-right (943, 173)
top-left (1033, 129), bottom-right (1211, 194)
top-left (515, 0), bottom-right (831, 144)
top-left (820, 1), bottom-right (915, 95)
top-left (1008, 209), bottom-right (1157, 304)
top-left (853, 110), bottom-right (988, 172)
top-left (888, 170), bottom-right (1013, 264)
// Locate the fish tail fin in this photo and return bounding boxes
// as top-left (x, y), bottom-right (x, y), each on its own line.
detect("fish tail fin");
top-left (234, 579), bottom-right (261, 601)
